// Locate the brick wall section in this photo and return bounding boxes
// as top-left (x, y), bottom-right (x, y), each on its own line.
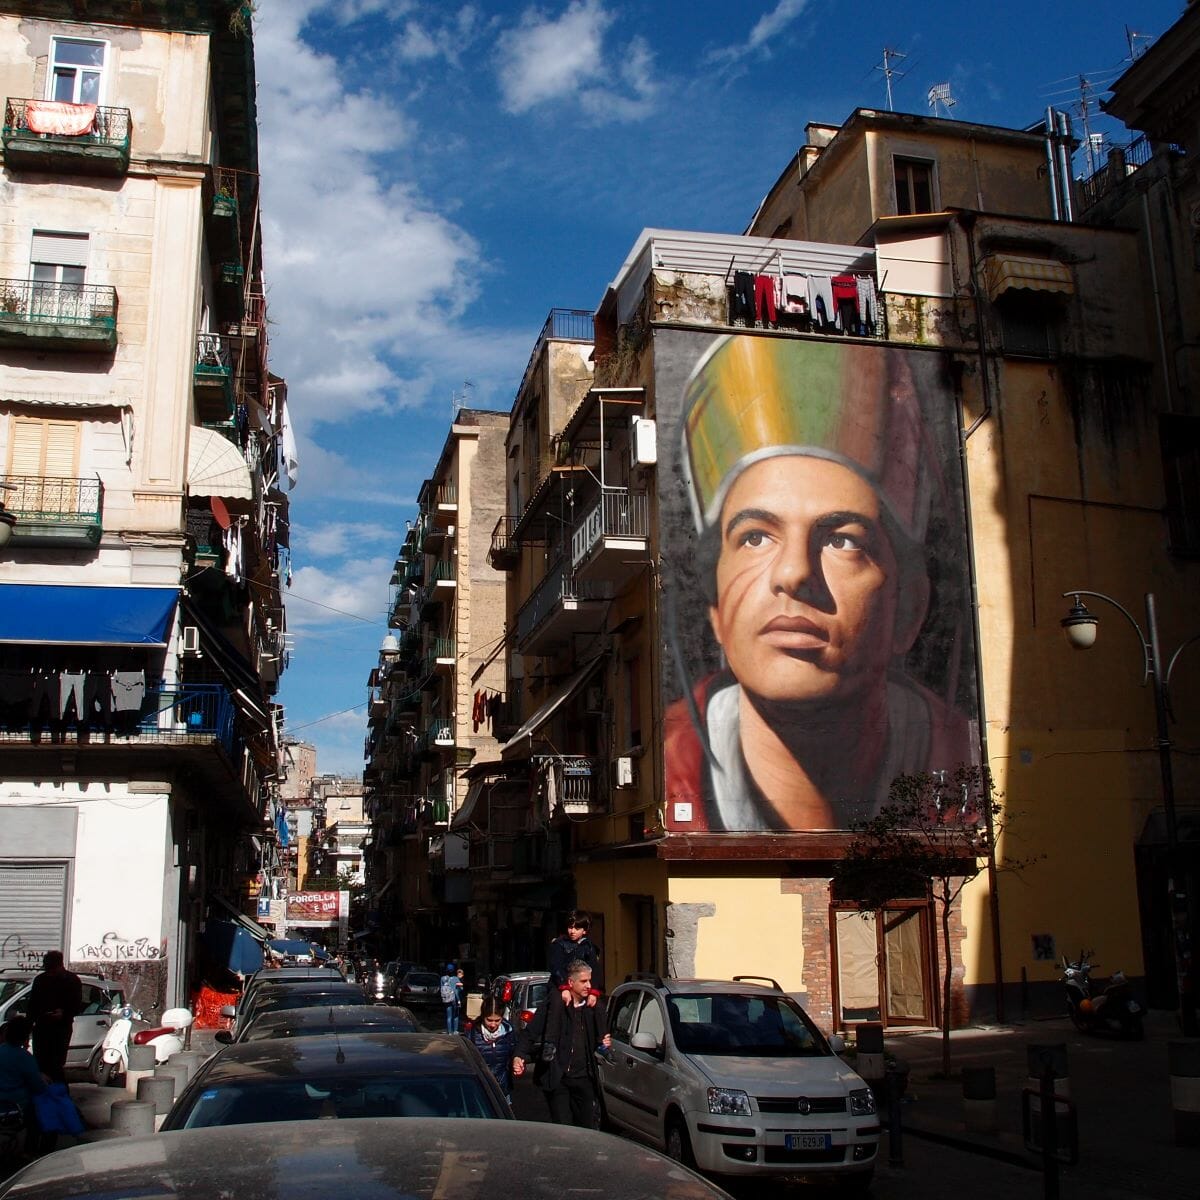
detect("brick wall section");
top-left (938, 885), bottom-right (971, 1028)
top-left (782, 876), bottom-right (834, 1029)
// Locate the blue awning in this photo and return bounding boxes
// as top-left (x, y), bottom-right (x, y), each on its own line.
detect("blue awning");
top-left (0, 584), bottom-right (178, 646)
top-left (201, 920), bottom-right (264, 979)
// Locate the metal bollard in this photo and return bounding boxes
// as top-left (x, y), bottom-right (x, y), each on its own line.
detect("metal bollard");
top-left (1168, 1040), bottom-right (1200, 1147)
top-left (856, 1022), bottom-right (885, 1085)
top-left (136, 1074), bottom-right (175, 1116)
top-left (962, 1066), bottom-right (997, 1134)
top-left (109, 1099), bottom-right (155, 1137)
top-left (886, 1064), bottom-right (904, 1167)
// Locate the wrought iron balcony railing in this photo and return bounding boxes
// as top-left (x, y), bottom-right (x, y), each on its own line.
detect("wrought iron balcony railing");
top-left (3, 98), bottom-right (131, 174)
top-left (488, 515), bottom-right (520, 570)
top-left (514, 559), bottom-right (612, 647)
top-left (570, 487), bottom-right (650, 569)
top-left (0, 475), bottom-right (102, 529)
top-left (0, 278), bottom-right (117, 329)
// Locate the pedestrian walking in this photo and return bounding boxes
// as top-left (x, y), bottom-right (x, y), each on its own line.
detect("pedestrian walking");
top-left (514, 959), bottom-right (610, 1128)
top-left (548, 911), bottom-right (604, 992)
top-left (440, 963), bottom-right (463, 1034)
top-left (465, 997), bottom-right (521, 1104)
top-left (26, 952), bottom-right (82, 1087)
top-left (456, 967), bottom-right (468, 1031)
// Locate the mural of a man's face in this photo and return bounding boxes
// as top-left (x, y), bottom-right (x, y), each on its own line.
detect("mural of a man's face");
top-left (708, 456), bottom-right (917, 707)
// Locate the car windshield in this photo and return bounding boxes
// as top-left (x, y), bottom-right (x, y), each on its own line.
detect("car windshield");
top-left (255, 990), bottom-right (366, 1014)
top-left (242, 1015), bottom-right (418, 1041)
top-left (0, 980), bottom-right (29, 1006)
top-left (178, 1074), bottom-right (497, 1127)
top-left (667, 993), bottom-right (829, 1057)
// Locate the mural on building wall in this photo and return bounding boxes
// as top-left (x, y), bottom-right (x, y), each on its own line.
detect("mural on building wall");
top-left (660, 332), bottom-right (980, 833)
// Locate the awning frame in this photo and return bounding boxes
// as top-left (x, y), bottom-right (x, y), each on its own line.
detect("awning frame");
top-left (212, 892), bottom-right (272, 942)
top-left (501, 655), bottom-right (605, 760)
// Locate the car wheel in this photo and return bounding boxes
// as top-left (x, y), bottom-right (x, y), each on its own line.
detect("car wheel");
top-left (665, 1117), bottom-right (694, 1167)
top-left (88, 1047), bottom-right (119, 1087)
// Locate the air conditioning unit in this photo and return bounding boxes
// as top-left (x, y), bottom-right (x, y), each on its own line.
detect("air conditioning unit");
top-left (613, 756), bottom-right (635, 788)
top-left (181, 626), bottom-right (201, 656)
top-left (631, 416), bottom-right (657, 467)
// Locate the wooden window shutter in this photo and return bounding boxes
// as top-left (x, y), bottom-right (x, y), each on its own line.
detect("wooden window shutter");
top-left (8, 417), bottom-right (79, 475)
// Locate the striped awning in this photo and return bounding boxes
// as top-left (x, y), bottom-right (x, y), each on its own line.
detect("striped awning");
top-left (983, 254), bottom-right (1074, 300)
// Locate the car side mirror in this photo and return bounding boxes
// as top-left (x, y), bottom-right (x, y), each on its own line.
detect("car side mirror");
top-left (219, 1005), bottom-right (237, 1018)
top-left (828, 1034), bottom-right (846, 1053)
top-left (630, 1031), bottom-right (660, 1054)
top-left (214, 1030), bottom-right (233, 1045)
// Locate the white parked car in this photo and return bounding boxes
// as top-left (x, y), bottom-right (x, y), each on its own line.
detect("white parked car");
top-left (598, 974), bottom-right (878, 1192)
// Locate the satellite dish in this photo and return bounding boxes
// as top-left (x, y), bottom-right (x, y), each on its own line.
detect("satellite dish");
top-left (210, 495), bottom-right (232, 530)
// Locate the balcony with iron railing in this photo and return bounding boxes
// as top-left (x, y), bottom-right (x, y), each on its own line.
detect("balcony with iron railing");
top-left (488, 515), bottom-right (520, 571)
top-left (208, 166), bottom-right (242, 259)
top-left (3, 98), bottom-right (131, 175)
top-left (517, 308), bottom-right (595, 405)
top-left (514, 559), bottom-right (613, 654)
top-left (194, 332), bottom-right (235, 423)
top-left (0, 475), bottom-right (102, 547)
top-left (570, 487), bottom-right (650, 585)
top-left (421, 638), bottom-right (456, 681)
top-left (1078, 135), bottom-right (1156, 211)
top-left (423, 795), bottom-right (450, 826)
top-left (418, 719), bottom-right (454, 756)
top-left (0, 279), bottom-right (117, 352)
top-left (434, 483), bottom-right (457, 511)
top-left (420, 559), bottom-right (457, 613)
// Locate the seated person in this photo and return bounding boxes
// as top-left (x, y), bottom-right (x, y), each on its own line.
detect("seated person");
top-left (0, 1016), bottom-right (48, 1149)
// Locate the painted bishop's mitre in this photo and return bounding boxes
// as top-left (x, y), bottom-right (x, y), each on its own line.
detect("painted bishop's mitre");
top-left (680, 335), bottom-right (937, 543)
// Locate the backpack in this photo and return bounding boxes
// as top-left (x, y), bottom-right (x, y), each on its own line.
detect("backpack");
top-left (440, 974), bottom-right (457, 1004)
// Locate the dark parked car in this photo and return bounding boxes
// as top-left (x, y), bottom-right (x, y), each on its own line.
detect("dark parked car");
top-left (221, 965), bottom-right (345, 1034)
top-left (224, 981), bottom-right (368, 1038)
top-left (229, 1003), bottom-right (419, 1043)
top-left (391, 968), bottom-right (442, 1009)
top-left (0, 1118), bottom-right (736, 1200)
top-left (162, 1033), bottom-right (511, 1129)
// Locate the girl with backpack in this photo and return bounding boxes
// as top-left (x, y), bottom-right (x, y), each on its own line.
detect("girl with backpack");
top-left (465, 997), bottom-right (521, 1104)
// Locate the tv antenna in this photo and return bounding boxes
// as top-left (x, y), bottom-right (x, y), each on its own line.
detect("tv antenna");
top-left (928, 82), bottom-right (956, 118)
top-left (876, 47), bottom-right (908, 112)
top-left (451, 379), bottom-right (475, 417)
top-left (1124, 26), bottom-right (1153, 62)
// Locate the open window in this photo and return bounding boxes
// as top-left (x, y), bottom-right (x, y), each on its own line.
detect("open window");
top-left (49, 37), bottom-right (107, 106)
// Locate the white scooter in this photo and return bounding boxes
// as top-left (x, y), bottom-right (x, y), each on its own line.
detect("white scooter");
top-left (90, 1005), bottom-right (194, 1087)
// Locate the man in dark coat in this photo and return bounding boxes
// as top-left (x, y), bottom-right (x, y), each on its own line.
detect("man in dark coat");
top-left (26, 951), bottom-right (83, 1085)
top-left (513, 959), bottom-right (611, 1128)
top-left (547, 910), bottom-right (604, 992)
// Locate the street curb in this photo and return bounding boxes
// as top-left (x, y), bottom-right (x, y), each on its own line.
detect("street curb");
top-left (901, 1124), bottom-right (1039, 1171)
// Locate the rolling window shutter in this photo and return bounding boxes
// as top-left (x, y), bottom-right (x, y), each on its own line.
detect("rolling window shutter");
top-left (30, 231), bottom-right (89, 268)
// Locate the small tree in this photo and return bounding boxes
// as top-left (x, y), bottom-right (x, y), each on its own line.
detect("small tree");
top-left (832, 765), bottom-right (1022, 1077)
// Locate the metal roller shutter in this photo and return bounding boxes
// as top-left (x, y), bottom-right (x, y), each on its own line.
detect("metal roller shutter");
top-left (0, 861), bottom-right (68, 966)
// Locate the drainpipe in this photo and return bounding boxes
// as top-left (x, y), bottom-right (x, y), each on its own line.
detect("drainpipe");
top-left (959, 211), bottom-right (1006, 1022)
top-left (1141, 192), bottom-right (1174, 413)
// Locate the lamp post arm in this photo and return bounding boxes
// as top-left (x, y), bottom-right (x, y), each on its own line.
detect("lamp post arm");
top-left (1164, 631), bottom-right (1200, 698)
top-left (1060, 588), bottom-right (1151, 684)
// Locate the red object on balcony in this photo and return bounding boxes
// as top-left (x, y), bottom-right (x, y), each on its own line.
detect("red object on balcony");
top-left (25, 100), bottom-right (96, 136)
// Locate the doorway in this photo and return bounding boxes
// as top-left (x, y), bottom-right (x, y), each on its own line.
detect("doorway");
top-left (833, 904), bottom-right (934, 1029)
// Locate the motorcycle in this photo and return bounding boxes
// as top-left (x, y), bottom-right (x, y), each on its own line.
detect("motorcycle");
top-left (1062, 952), bottom-right (1144, 1039)
top-left (89, 1005), bottom-right (194, 1086)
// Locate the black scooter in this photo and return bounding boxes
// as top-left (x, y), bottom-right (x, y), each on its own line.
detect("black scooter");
top-left (1061, 951), bottom-right (1145, 1039)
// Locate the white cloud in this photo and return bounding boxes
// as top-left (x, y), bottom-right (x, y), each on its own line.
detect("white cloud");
top-left (287, 558), bottom-right (394, 630)
top-left (254, 5), bottom-right (484, 433)
top-left (298, 520), bottom-right (398, 559)
top-left (494, 0), bottom-right (658, 121)
top-left (707, 0), bottom-right (809, 67)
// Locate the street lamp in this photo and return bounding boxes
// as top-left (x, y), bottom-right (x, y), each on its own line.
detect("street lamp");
top-left (1061, 589), bottom-right (1199, 1036)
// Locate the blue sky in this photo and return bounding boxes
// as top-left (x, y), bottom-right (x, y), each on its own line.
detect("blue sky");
top-left (252, 0), bottom-right (1184, 774)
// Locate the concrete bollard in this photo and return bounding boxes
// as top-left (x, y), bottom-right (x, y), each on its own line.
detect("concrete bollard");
top-left (169, 1052), bottom-right (205, 1082)
top-left (1168, 1040), bottom-right (1200, 1146)
top-left (962, 1066), bottom-right (997, 1133)
top-left (109, 1100), bottom-right (156, 1137)
top-left (136, 1074), bottom-right (175, 1116)
top-left (856, 1022), bottom-right (885, 1083)
top-left (155, 1062), bottom-right (190, 1097)
top-left (128, 1044), bottom-right (156, 1071)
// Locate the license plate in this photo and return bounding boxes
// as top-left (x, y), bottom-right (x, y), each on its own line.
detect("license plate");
top-left (785, 1134), bottom-right (831, 1151)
